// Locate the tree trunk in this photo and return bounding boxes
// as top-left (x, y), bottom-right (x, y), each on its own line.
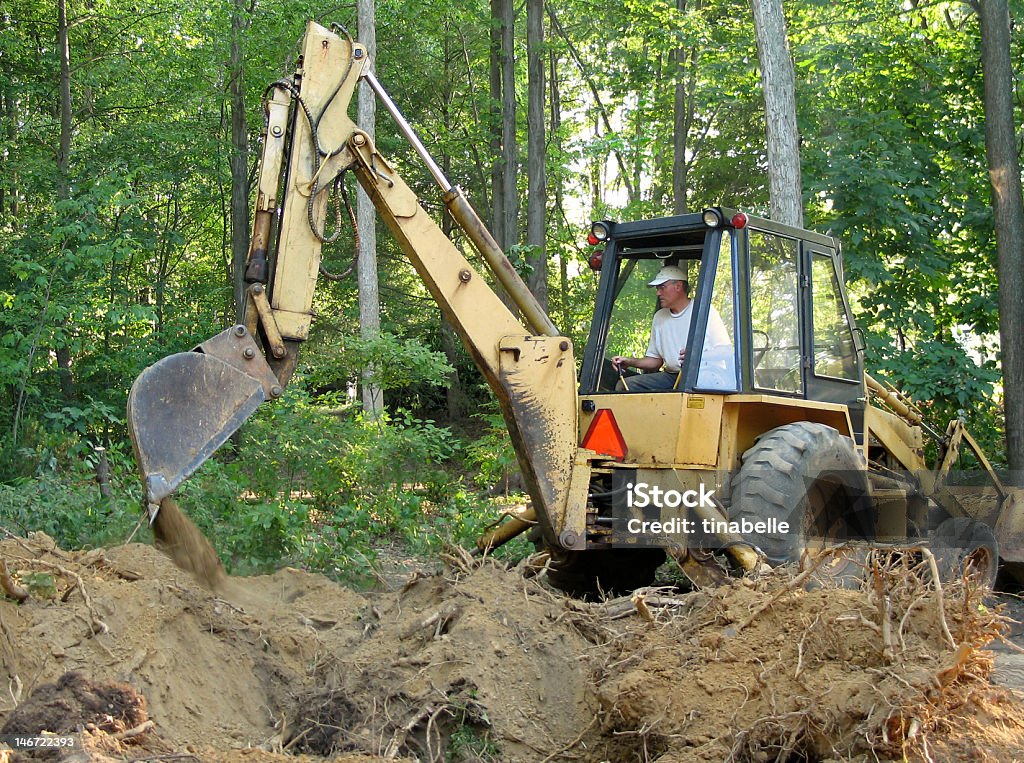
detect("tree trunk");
top-left (228, 0), bottom-right (250, 323)
top-left (526, 0), bottom-right (547, 309)
top-left (486, 0), bottom-right (522, 317)
top-left (57, 0), bottom-right (71, 203)
top-left (55, 0), bottom-right (75, 402)
top-left (976, 0), bottom-right (1024, 476)
top-left (93, 446), bottom-right (112, 499)
top-left (671, 71), bottom-right (689, 215)
top-left (496, 0), bottom-right (518, 251)
top-left (358, 0), bottom-right (383, 416)
top-left (439, 159), bottom-right (470, 421)
top-left (0, 88), bottom-right (8, 216)
top-left (550, 49), bottom-right (571, 332)
top-left (750, 0), bottom-right (803, 227)
top-left (671, 0), bottom-right (695, 215)
top-left (439, 320), bottom-right (469, 420)
top-left (0, 102), bottom-right (4, 217)
top-left (489, 0), bottom-right (505, 243)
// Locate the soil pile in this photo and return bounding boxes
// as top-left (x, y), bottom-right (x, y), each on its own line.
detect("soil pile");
top-left (589, 556), bottom-right (1024, 761)
top-left (0, 533), bottom-right (1021, 762)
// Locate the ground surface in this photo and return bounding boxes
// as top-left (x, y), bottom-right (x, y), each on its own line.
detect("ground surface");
top-left (0, 531), bottom-right (1023, 762)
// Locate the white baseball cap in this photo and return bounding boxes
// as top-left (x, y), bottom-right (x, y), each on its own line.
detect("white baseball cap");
top-left (647, 265), bottom-right (688, 287)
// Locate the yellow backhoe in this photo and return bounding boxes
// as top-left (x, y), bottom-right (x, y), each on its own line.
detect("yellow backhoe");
top-left (127, 22), bottom-right (1024, 594)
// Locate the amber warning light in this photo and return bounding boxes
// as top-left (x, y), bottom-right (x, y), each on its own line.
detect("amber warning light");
top-left (581, 408), bottom-right (628, 461)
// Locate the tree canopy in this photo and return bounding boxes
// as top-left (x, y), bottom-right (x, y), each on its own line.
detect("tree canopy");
top-left (1, 0), bottom-right (1018, 481)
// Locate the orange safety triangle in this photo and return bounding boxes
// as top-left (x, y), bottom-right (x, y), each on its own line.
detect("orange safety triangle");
top-left (581, 409), bottom-right (627, 461)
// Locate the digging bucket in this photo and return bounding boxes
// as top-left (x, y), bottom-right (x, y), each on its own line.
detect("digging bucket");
top-left (128, 326), bottom-right (281, 506)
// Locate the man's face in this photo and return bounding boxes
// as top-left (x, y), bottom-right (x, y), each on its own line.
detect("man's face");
top-left (655, 280), bottom-right (685, 309)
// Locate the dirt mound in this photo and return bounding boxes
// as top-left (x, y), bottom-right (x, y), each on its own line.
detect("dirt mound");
top-left (0, 532), bottom-right (369, 756)
top-left (281, 556), bottom-right (601, 761)
top-left (589, 562), bottom-right (1017, 761)
top-left (0, 533), bottom-right (1021, 761)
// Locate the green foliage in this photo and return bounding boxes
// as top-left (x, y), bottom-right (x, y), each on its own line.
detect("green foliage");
top-left (43, 398), bottom-right (123, 446)
top-left (444, 685), bottom-right (500, 761)
top-left (791, 0), bottom-right (1006, 459)
top-left (464, 406), bottom-right (521, 493)
top-left (164, 378), bottom-right (526, 578)
top-left (447, 723), bottom-right (501, 762)
top-left (22, 572), bottom-right (57, 599)
top-left (305, 331), bottom-right (455, 394)
top-left (0, 473), bottom-right (140, 550)
top-left (0, 358), bottom-right (531, 581)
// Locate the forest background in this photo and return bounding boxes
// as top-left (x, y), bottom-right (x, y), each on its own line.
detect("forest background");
top-left (0, 0), bottom-right (1020, 578)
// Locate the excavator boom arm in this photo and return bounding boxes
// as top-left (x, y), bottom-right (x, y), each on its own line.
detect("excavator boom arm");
top-left (128, 22), bottom-right (587, 548)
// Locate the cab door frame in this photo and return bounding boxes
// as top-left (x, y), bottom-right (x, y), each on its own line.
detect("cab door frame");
top-left (799, 242), bottom-right (867, 438)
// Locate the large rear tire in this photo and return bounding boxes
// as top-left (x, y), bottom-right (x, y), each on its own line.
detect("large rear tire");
top-left (729, 422), bottom-right (873, 565)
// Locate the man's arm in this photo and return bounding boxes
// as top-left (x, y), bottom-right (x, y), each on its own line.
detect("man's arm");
top-left (612, 355), bottom-right (663, 372)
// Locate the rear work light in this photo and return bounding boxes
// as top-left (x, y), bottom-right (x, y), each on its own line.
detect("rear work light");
top-left (590, 221), bottom-right (611, 242)
top-left (702, 208), bottom-right (724, 228)
top-left (581, 408), bottom-right (627, 461)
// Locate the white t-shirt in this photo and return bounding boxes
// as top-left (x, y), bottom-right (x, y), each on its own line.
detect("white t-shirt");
top-left (645, 304), bottom-right (693, 373)
top-left (644, 302), bottom-right (734, 381)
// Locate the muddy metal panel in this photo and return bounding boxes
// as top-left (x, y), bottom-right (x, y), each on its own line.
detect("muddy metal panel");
top-left (128, 327), bottom-right (282, 505)
top-left (579, 393), bottom-right (724, 466)
top-left (498, 336), bottom-right (582, 548)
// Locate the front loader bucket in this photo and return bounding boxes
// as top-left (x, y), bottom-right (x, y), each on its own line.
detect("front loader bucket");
top-left (128, 326), bottom-right (281, 506)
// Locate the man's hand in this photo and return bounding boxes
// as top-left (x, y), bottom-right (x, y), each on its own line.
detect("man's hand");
top-left (611, 355), bottom-right (630, 372)
top-left (678, 348), bottom-right (687, 365)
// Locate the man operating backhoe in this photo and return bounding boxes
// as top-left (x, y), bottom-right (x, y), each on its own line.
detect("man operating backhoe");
top-left (611, 265), bottom-right (734, 391)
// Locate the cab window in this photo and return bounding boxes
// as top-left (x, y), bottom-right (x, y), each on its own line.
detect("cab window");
top-left (600, 259), bottom-right (699, 390)
top-left (749, 231), bottom-right (802, 394)
top-left (811, 253), bottom-right (858, 380)
top-left (694, 230), bottom-right (738, 392)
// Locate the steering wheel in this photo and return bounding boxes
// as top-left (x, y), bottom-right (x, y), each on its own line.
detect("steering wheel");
top-left (752, 330), bottom-right (771, 367)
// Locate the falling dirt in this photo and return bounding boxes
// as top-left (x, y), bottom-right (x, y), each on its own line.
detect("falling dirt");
top-left (0, 532), bottom-right (1022, 762)
top-left (151, 497), bottom-right (227, 592)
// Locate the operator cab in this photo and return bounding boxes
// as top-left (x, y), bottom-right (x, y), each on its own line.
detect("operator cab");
top-left (579, 208), bottom-right (865, 416)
